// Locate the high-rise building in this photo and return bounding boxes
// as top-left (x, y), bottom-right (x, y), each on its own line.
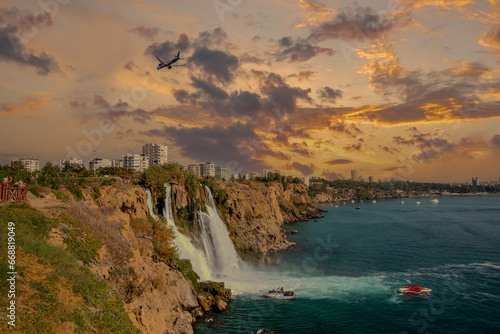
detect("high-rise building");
top-left (215, 166), bottom-right (230, 180)
top-left (187, 164), bottom-right (200, 176)
top-left (142, 143), bottom-right (169, 166)
top-left (60, 157), bottom-right (83, 168)
top-left (351, 170), bottom-right (358, 181)
top-left (368, 176), bottom-right (374, 183)
top-left (112, 160), bottom-right (124, 168)
top-left (89, 158), bottom-right (112, 170)
top-left (12, 158), bottom-right (40, 172)
top-left (199, 162), bottom-right (216, 177)
top-left (472, 177), bottom-right (478, 186)
top-left (123, 154), bottom-right (149, 172)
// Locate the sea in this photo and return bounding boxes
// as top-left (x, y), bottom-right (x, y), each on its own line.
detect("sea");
top-left (194, 195), bottom-right (500, 334)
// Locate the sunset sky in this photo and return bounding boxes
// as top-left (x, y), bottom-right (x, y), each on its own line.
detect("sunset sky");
top-left (1, 0), bottom-right (500, 182)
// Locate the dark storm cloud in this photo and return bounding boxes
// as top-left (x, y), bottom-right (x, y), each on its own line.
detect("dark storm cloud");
top-left (290, 162), bottom-right (315, 176)
top-left (276, 36), bottom-right (334, 62)
top-left (0, 7), bottom-right (59, 75)
top-left (308, 6), bottom-right (408, 42)
top-left (326, 159), bottom-right (353, 165)
top-left (128, 25), bottom-right (159, 40)
top-left (194, 27), bottom-right (228, 48)
top-left (145, 122), bottom-right (268, 172)
top-left (229, 91), bottom-right (262, 115)
top-left (145, 33), bottom-right (191, 57)
top-left (490, 134), bottom-right (500, 148)
top-left (343, 143), bottom-right (363, 152)
top-left (329, 120), bottom-right (362, 138)
top-left (189, 47), bottom-right (239, 83)
top-left (172, 89), bottom-right (200, 104)
top-left (258, 72), bottom-right (312, 111)
top-left (190, 76), bottom-right (229, 100)
top-left (318, 86), bottom-right (343, 102)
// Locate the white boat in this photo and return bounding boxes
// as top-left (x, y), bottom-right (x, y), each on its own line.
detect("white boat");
top-left (261, 287), bottom-right (296, 300)
top-left (372, 200), bottom-right (376, 203)
top-left (351, 200), bottom-right (355, 203)
top-left (431, 198), bottom-right (439, 203)
top-left (416, 201), bottom-right (421, 205)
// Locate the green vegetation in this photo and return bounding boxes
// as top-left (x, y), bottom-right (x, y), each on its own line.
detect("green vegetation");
top-left (51, 189), bottom-right (70, 200)
top-left (0, 203), bottom-right (140, 334)
top-left (66, 185), bottom-right (84, 201)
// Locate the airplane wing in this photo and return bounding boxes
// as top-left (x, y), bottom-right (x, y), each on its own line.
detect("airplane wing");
top-left (155, 55), bottom-right (165, 64)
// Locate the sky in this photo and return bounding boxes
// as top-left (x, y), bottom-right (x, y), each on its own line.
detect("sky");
top-left (1, 0), bottom-right (500, 183)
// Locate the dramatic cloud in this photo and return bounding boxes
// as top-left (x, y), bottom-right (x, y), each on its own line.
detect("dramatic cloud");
top-left (308, 6), bottom-right (410, 42)
top-left (296, 0), bottom-right (337, 28)
top-left (491, 134), bottom-right (500, 148)
top-left (92, 95), bottom-right (151, 124)
top-left (318, 86), bottom-right (343, 102)
top-left (393, 129), bottom-right (457, 163)
top-left (329, 120), bottom-right (362, 138)
top-left (257, 72), bottom-right (312, 112)
top-left (290, 162), bottom-right (315, 176)
top-left (189, 47), bottom-right (239, 84)
top-left (145, 122), bottom-right (268, 172)
top-left (276, 36), bottom-right (334, 62)
top-left (479, 24), bottom-right (500, 59)
top-left (0, 7), bottom-right (59, 75)
top-left (446, 61), bottom-right (491, 78)
top-left (327, 159), bottom-right (353, 165)
top-left (128, 25), bottom-right (159, 40)
top-left (145, 33), bottom-right (191, 57)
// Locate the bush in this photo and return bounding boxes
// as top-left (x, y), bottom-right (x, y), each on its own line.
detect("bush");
top-left (67, 185), bottom-right (84, 201)
top-left (28, 185), bottom-right (41, 198)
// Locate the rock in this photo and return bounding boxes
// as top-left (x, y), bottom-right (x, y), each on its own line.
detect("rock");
top-left (191, 306), bottom-right (204, 318)
top-left (197, 291), bottom-right (215, 312)
top-left (291, 230), bottom-right (298, 234)
top-left (215, 299), bottom-right (227, 312)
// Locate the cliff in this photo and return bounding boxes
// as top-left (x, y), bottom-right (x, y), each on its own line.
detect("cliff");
top-left (18, 183), bottom-right (229, 334)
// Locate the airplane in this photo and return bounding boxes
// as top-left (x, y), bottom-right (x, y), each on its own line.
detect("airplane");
top-left (155, 51), bottom-right (183, 70)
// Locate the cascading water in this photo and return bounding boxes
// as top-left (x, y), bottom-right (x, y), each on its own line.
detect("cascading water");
top-left (145, 183), bottom-right (242, 281)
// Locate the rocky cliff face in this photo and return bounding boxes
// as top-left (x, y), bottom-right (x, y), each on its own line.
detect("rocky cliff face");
top-left (34, 183), bottom-right (229, 334)
top-left (220, 182), bottom-right (323, 260)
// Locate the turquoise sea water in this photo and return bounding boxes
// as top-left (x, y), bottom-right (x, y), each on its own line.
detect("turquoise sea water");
top-left (194, 195), bottom-right (500, 333)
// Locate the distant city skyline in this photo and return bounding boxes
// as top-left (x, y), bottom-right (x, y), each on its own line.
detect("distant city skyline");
top-left (2, 1), bottom-right (500, 183)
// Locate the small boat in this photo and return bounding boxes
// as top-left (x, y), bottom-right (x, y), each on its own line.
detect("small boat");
top-left (416, 201), bottom-right (421, 205)
top-left (372, 200), bottom-right (376, 203)
top-left (261, 287), bottom-right (296, 300)
top-left (398, 285), bottom-right (432, 295)
top-left (356, 206), bottom-right (361, 210)
top-left (351, 200), bottom-right (355, 203)
top-left (431, 198), bottom-right (439, 203)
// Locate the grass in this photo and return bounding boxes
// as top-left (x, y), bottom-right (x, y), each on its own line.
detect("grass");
top-left (0, 203), bottom-right (140, 334)
top-left (51, 189), bottom-right (70, 200)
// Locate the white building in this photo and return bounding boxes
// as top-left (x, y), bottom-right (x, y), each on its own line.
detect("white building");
top-left (60, 157), bottom-right (83, 168)
top-left (142, 143), bottom-right (169, 166)
top-left (123, 154), bottom-right (149, 172)
top-left (13, 158), bottom-right (40, 172)
top-left (215, 166), bottom-right (230, 180)
top-left (89, 158), bottom-right (112, 171)
top-left (112, 160), bottom-right (124, 168)
top-left (187, 164), bottom-right (200, 176)
top-left (199, 162), bottom-right (216, 177)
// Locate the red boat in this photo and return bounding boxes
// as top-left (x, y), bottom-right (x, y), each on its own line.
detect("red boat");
top-left (398, 285), bottom-right (432, 295)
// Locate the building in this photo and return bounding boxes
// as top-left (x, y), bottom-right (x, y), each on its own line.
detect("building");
top-left (199, 162), bottom-right (216, 177)
top-left (12, 158), bottom-right (40, 172)
top-left (142, 143), bottom-right (169, 166)
top-left (60, 157), bottom-right (83, 168)
top-left (187, 164), bottom-right (200, 176)
top-left (351, 170), bottom-right (358, 181)
top-left (302, 176), bottom-right (310, 187)
top-left (472, 177), bottom-right (478, 187)
top-left (215, 166), bottom-right (230, 180)
top-left (123, 154), bottom-right (149, 172)
top-left (368, 176), bottom-right (374, 183)
top-left (89, 158), bottom-right (112, 171)
top-left (259, 170), bottom-right (269, 178)
top-left (112, 160), bottom-right (124, 168)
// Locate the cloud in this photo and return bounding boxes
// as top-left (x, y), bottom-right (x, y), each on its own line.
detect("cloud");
top-left (326, 159), bottom-right (353, 165)
top-left (446, 61), bottom-right (491, 78)
top-left (289, 162), bottom-right (315, 176)
top-left (393, 128), bottom-right (457, 163)
top-left (318, 86), bottom-right (343, 102)
top-left (295, 0), bottom-right (337, 28)
top-left (92, 95), bottom-right (151, 124)
top-left (144, 122), bottom-right (268, 172)
top-left (189, 47), bottom-right (239, 84)
top-left (308, 6), bottom-right (410, 42)
top-left (329, 120), bottom-right (362, 138)
top-left (479, 24), bottom-right (500, 59)
top-left (343, 143), bottom-right (363, 152)
top-left (0, 97), bottom-right (47, 116)
top-left (276, 36), bottom-right (335, 62)
top-left (128, 25), bottom-right (159, 40)
top-left (321, 170), bottom-right (345, 180)
top-left (123, 61), bottom-right (137, 71)
top-left (145, 33), bottom-right (191, 57)
top-left (287, 71), bottom-right (317, 82)
top-left (491, 134), bottom-right (500, 148)
top-left (257, 72), bottom-right (312, 112)
top-left (379, 145), bottom-right (400, 154)
top-left (0, 7), bottom-right (60, 75)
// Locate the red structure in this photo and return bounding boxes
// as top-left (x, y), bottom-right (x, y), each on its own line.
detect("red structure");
top-left (1, 177), bottom-right (27, 202)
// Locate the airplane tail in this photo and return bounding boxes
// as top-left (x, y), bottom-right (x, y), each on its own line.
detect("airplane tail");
top-left (176, 51), bottom-right (180, 58)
